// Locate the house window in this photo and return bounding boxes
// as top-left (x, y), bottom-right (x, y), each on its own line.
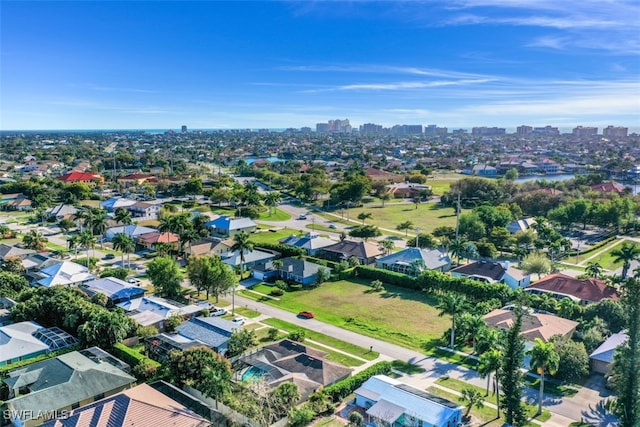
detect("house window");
top-left (93, 393), bottom-right (104, 401)
top-left (71, 402), bottom-right (80, 410)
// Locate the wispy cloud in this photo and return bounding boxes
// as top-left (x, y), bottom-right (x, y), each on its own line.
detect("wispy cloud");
top-left (68, 83), bottom-right (158, 94)
top-left (305, 78), bottom-right (494, 92)
top-left (280, 64), bottom-right (490, 79)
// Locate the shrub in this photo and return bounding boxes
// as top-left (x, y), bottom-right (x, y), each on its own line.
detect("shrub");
top-left (258, 243), bottom-right (306, 258)
top-left (323, 361), bottom-right (392, 402)
top-left (289, 329), bottom-right (306, 342)
top-left (288, 405), bottom-right (316, 427)
top-left (289, 283), bottom-right (303, 291)
top-left (275, 280), bottom-right (288, 291)
top-left (348, 411), bottom-right (364, 426)
top-left (270, 288), bottom-right (284, 296)
top-left (267, 328), bottom-right (279, 341)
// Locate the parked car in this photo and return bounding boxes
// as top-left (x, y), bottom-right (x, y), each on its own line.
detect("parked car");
top-left (298, 311), bottom-right (315, 319)
top-left (328, 224), bottom-right (337, 229)
top-left (127, 278), bottom-right (142, 285)
top-left (211, 308), bottom-right (227, 317)
top-left (231, 317), bottom-right (246, 325)
top-left (104, 253), bottom-right (116, 260)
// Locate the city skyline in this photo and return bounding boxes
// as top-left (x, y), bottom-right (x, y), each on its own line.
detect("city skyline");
top-left (1, 1), bottom-right (639, 131)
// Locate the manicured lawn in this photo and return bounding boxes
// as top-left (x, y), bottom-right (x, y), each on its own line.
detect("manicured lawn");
top-left (342, 202), bottom-right (470, 235)
top-left (261, 318), bottom-right (378, 361)
top-left (258, 208), bottom-right (291, 221)
top-left (246, 279), bottom-right (448, 351)
top-left (233, 306), bottom-right (261, 318)
top-left (312, 417), bottom-right (345, 427)
top-left (306, 224), bottom-right (338, 233)
top-left (391, 360), bottom-right (426, 374)
top-left (580, 238), bottom-right (625, 270)
top-left (436, 377), bottom-right (551, 423)
top-left (249, 228), bottom-right (300, 245)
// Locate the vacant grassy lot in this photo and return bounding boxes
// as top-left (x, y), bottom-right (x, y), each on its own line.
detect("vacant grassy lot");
top-left (580, 238), bottom-right (625, 270)
top-left (250, 228), bottom-right (299, 245)
top-left (344, 202), bottom-right (470, 235)
top-left (258, 208), bottom-right (291, 221)
top-left (243, 279), bottom-right (448, 351)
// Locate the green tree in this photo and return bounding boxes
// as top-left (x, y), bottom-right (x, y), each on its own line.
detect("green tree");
top-left (521, 253), bottom-right (552, 279)
top-left (379, 239), bottom-right (395, 255)
top-left (527, 338), bottom-right (560, 415)
top-left (1, 256), bottom-right (25, 275)
top-left (461, 387), bottom-right (485, 417)
top-left (22, 229), bottom-right (47, 250)
top-left (200, 354), bottom-right (233, 409)
top-left (147, 256), bottom-right (183, 299)
top-left (187, 255), bottom-right (237, 301)
top-left (357, 212), bottom-right (372, 225)
top-left (611, 277), bottom-right (640, 426)
top-left (77, 310), bottom-right (134, 349)
top-left (498, 301), bottom-right (527, 426)
top-left (396, 220), bottom-right (413, 237)
top-left (78, 230), bottom-right (96, 267)
top-left (505, 168), bottom-right (519, 180)
top-left (437, 293), bottom-right (467, 349)
top-left (315, 266), bottom-right (330, 284)
top-left (612, 242), bottom-right (640, 279)
top-left (270, 382), bottom-right (301, 419)
top-left (478, 348), bottom-right (503, 405)
top-left (348, 225), bottom-right (381, 241)
top-left (114, 207), bottom-right (132, 227)
top-left (163, 346), bottom-right (227, 388)
top-left (0, 271), bottom-right (29, 298)
top-left (58, 218), bottom-right (75, 234)
top-left (111, 232), bottom-right (135, 269)
top-left (227, 328), bottom-right (257, 357)
top-left (585, 261), bottom-right (604, 278)
top-left (263, 191), bottom-right (282, 216)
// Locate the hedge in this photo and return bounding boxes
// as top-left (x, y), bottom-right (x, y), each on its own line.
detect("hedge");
top-left (256, 243), bottom-right (306, 258)
top-left (112, 343), bottom-right (160, 370)
top-left (355, 265), bottom-right (513, 304)
top-left (323, 361), bottom-right (392, 402)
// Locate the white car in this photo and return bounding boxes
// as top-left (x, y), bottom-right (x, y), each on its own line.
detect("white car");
top-left (127, 278), bottom-right (142, 286)
top-left (211, 308), bottom-right (227, 317)
top-left (231, 317), bottom-right (245, 325)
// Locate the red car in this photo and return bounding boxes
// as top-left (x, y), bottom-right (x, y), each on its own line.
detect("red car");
top-left (298, 311), bottom-right (315, 319)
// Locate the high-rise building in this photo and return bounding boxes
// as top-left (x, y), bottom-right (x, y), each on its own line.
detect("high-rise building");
top-left (316, 123), bottom-right (330, 133)
top-left (425, 124), bottom-right (447, 135)
top-left (516, 125), bottom-right (533, 137)
top-left (472, 127), bottom-right (506, 136)
top-left (572, 126), bottom-right (598, 137)
top-left (181, 125), bottom-right (188, 133)
top-left (360, 123), bottom-right (383, 134)
top-left (532, 126), bottom-right (560, 136)
top-left (603, 126), bottom-right (628, 138)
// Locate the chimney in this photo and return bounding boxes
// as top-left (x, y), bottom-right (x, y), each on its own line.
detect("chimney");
top-left (504, 261), bottom-right (510, 270)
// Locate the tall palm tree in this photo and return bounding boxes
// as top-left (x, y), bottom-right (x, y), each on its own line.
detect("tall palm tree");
top-left (78, 230), bottom-right (96, 269)
top-left (88, 209), bottom-right (109, 248)
top-left (23, 230), bottom-right (47, 251)
top-left (272, 259), bottom-right (284, 279)
top-left (449, 238), bottom-right (466, 264)
top-left (114, 207), bottom-right (132, 228)
top-left (263, 191), bottom-right (281, 216)
top-left (357, 212), bottom-right (372, 225)
top-left (112, 233), bottom-right (135, 269)
top-left (460, 388), bottom-right (485, 418)
top-left (437, 293), bottom-right (467, 349)
top-left (612, 242), bottom-right (640, 279)
top-left (478, 348), bottom-right (503, 415)
top-left (67, 234), bottom-right (81, 260)
top-left (230, 232), bottom-right (254, 315)
top-left (527, 338), bottom-right (560, 415)
top-left (465, 314), bottom-right (486, 353)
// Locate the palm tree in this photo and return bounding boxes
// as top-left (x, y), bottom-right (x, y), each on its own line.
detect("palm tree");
top-left (464, 314), bottom-right (486, 353)
top-left (379, 192), bottom-right (391, 207)
top-left (611, 242), bottom-right (640, 279)
top-left (357, 212), bottom-right (372, 225)
top-left (272, 259), bottom-right (284, 278)
top-left (22, 230), bottom-right (47, 250)
top-left (230, 232), bottom-right (254, 314)
top-left (478, 348), bottom-right (502, 415)
top-left (67, 234), bottom-right (81, 260)
top-left (78, 230), bottom-right (96, 268)
top-left (585, 261), bottom-right (604, 278)
top-left (409, 259), bottom-right (425, 277)
top-left (396, 221), bottom-right (413, 237)
top-left (88, 209), bottom-right (109, 248)
top-left (379, 239), bottom-right (395, 256)
top-left (460, 388), bottom-right (485, 418)
top-left (112, 233), bottom-right (135, 269)
top-left (437, 293), bottom-right (467, 349)
top-left (114, 207), bottom-right (132, 228)
top-left (192, 215), bottom-right (210, 239)
top-left (263, 191), bottom-right (282, 216)
top-left (527, 338), bottom-right (560, 415)
top-left (449, 238), bottom-right (466, 264)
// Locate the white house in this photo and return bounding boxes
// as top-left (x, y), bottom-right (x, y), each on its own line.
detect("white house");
top-left (354, 375), bottom-right (463, 427)
top-left (33, 261), bottom-right (94, 287)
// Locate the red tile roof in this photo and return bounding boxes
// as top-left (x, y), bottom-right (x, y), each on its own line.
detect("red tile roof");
top-left (589, 182), bottom-right (627, 194)
top-left (57, 171), bottom-right (103, 182)
top-left (526, 273), bottom-right (619, 303)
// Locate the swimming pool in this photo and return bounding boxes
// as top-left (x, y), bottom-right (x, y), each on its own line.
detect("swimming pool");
top-left (241, 366), bottom-right (266, 382)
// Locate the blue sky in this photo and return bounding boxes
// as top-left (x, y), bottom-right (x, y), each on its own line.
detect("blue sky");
top-left (1, 1), bottom-right (639, 131)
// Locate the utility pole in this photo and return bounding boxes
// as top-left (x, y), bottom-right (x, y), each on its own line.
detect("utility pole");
top-left (415, 227), bottom-right (421, 248)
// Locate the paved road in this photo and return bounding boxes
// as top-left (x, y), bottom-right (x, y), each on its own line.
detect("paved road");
top-left (232, 291), bottom-right (617, 426)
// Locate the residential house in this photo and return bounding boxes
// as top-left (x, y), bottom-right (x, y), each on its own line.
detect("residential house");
top-left (537, 159), bottom-right (560, 174)
top-left (127, 201), bottom-right (162, 219)
top-left (185, 237), bottom-right (233, 258)
top-left (3, 348), bottom-right (136, 427)
top-left (4, 196), bottom-right (32, 211)
top-left (463, 164), bottom-right (497, 176)
top-left (205, 215), bottom-right (257, 238)
top-left (144, 333), bottom-right (205, 362)
top-left (483, 308), bottom-right (579, 343)
top-left (117, 296), bottom-right (202, 331)
top-left (100, 197), bottom-right (137, 213)
top-left (354, 375), bottom-right (463, 427)
top-left (0, 194), bottom-right (26, 210)
top-left (365, 167), bottom-right (405, 184)
top-left (56, 171), bottom-right (104, 185)
top-left (80, 277), bottom-right (146, 305)
top-left (525, 273), bottom-right (620, 305)
top-left (32, 261), bottom-right (95, 288)
top-left (237, 339), bottom-right (352, 400)
top-left (451, 260), bottom-right (530, 289)
top-left (376, 247), bottom-right (451, 274)
top-left (46, 204), bottom-right (78, 221)
top-left (117, 172), bottom-right (154, 187)
top-left (0, 244), bottom-right (35, 261)
top-left (41, 382), bottom-right (210, 427)
top-left (279, 233), bottom-right (337, 256)
top-left (136, 231), bottom-right (180, 251)
top-left (253, 257), bottom-right (330, 285)
top-left (173, 317), bottom-right (241, 356)
top-left (221, 248), bottom-right (278, 271)
top-left (105, 224), bottom-right (157, 241)
top-left (589, 181), bottom-right (628, 195)
top-left (0, 321), bottom-right (78, 367)
top-left (318, 240), bottom-right (384, 266)
top-left (385, 183), bottom-right (432, 199)
top-left (589, 332), bottom-right (628, 375)
top-left (507, 217), bottom-right (537, 234)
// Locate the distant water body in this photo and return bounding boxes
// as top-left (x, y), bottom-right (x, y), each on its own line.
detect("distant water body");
top-left (244, 157), bottom-right (285, 164)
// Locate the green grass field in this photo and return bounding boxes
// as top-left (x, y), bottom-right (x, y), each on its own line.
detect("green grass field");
top-left (258, 208), bottom-right (291, 221)
top-left (242, 279), bottom-right (448, 351)
top-left (249, 228), bottom-right (300, 245)
top-left (579, 239), bottom-right (625, 270)
top-left (340, 202), bottom-right (470, 235)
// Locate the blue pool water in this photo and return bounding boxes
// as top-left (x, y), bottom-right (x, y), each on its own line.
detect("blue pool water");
top-left (242, 366), bottom-right (266, 382)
